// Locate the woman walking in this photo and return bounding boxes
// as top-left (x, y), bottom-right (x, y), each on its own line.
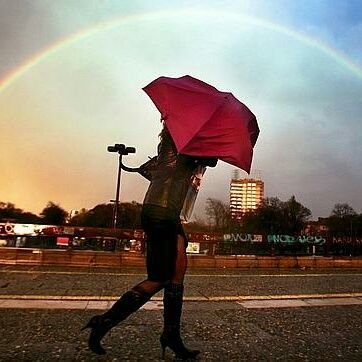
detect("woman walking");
top-left (82, 125), bottom-right (216, 359)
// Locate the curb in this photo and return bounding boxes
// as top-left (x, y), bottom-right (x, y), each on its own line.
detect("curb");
top-left (1, 292), bottom-right (362, 302)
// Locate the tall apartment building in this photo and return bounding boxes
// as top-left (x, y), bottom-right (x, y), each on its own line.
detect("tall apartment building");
top-left (230, 175), bottom-right (264, 219)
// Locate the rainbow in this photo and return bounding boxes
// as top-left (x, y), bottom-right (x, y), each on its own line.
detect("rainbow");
top-left (1, 9), bottom-right (361, 93)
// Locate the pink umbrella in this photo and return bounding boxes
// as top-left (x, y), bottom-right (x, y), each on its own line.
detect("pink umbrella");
top-left (143, 75), bottom-right (259, 173)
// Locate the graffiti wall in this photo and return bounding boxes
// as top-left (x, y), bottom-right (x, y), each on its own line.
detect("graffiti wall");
top-left (223, 233), bottom-right (326, 245)
top-left (267, 235), bottom-right (326, 245)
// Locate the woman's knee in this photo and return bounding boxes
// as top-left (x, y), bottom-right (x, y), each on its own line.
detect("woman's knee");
top-left (132, 279), bottom-right (164, 295)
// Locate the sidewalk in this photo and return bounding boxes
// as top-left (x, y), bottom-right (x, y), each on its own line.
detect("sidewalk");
top-left (1, 300), bottom-right (362, 360)
top-left (0, 266), bottom-right (361, 360)
top-left (1, 266), bottom-right (362, 297)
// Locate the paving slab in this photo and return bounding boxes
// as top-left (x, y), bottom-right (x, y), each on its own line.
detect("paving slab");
top-left (84, 300), bottom-right (110, 310)
top-left (303, 297), bottom-right (362, 306)
top-left (0, 299), bottom-right (88, 309)
top-left (238, 299), bottom-right (309, 309)
top-left (140, 301), bottom-right (164, 311)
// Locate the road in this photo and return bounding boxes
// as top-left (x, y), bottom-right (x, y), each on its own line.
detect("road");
top-left (0, 265), bottom-right (361, 361)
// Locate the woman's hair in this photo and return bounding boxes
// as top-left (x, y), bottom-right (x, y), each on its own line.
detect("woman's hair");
top-left (159, 124), bottom-right (171, 141)
top-left (158, 125), bottom-right (177, 154)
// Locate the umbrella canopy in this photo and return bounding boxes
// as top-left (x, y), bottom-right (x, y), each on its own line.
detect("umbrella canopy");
top-left (143, 75), bottom-right (259, 173)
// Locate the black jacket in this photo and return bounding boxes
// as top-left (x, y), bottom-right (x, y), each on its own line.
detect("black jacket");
top-left (142, 128), bottom-right (216, 218)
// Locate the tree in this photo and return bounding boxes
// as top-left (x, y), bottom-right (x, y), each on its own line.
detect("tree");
top-left (241, 196), bottom-right (311, 235)
top-left (70, 202), bottom-right (142, 229)
top-left (283, 196), bottom-right (311, 234)
top-left (118, 202), bottom-right (142, 229)
top-left (242, 197), bottom-right (285, 234)
top-left (16, 212), bottom-right (41, 224)
top-left (0, 202), bottom-right (40, 223)
top-left (0, 202), bottom-right (24, 221)
top-left (69, 208), bottom-right (88, 226)
top-left (327, 203), bottom-right (357, 237)
top-left (353, 213), bottom-right (362, 238)
top-left (331, 203), bottom-right (357, 218)
top-left (71, 204), bottom-right (113, 228)
top-left (40, 202), bottom-right (68, 225)
top-left (205, 198), bottom-right (232, 232)
top-left (184, 216), bottom-right (210, 233)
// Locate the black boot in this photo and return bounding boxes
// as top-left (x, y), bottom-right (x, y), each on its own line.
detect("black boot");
top-left (161, 283), bottom-right (200, 360)
top-left (82, 290), bottom-right (150, 355)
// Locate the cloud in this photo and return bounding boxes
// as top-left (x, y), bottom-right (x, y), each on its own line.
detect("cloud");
top-left (1, 2), bottom-right (361, 218)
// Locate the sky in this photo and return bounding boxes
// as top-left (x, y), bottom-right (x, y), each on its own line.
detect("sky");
top-left (0, 0), bottom-right (361, 220)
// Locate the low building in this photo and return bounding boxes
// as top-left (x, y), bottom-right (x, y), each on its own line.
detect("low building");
top-left (303, 217), bottom-right (329, 236)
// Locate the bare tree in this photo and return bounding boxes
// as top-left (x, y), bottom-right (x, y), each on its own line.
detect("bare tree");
top-left (205, 198), bottom-right (231, 232)
top-left (331, 203), bottom-right (357, 218)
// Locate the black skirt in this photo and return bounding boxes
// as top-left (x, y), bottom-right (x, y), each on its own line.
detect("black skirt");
top-left (141, 204), bottom-right (188, 282)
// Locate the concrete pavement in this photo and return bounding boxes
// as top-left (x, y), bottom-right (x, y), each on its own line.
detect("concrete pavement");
top-left (0, 265), bottom-right (361, 361)
top-left (1, 294), bottom-right (362, 310)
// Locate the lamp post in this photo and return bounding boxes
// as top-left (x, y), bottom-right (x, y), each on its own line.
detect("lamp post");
top-left (107, 144), bottom-right (136, 229)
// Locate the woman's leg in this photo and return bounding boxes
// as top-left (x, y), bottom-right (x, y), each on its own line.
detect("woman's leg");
top-left (171, 234), bottom-right (188, 284)
top-left (161, 235), bottom-right (199, 359)
top-left (83, 278), bottom-right (164, 355)
top-left (83, 226), bottom-right (169, 356)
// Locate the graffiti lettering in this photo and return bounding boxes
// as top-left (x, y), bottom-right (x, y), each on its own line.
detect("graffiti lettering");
top-left (224, 233), bottom-right (326, 244)
top-left (224, 233), bottom-right (263, 243)
top-left (267, 235), bottom-right (326, 245)
top-left (332, 236), bottom-right (362, 244)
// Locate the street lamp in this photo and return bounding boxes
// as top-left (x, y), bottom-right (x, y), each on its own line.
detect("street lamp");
top-left (107, 144), bottom-right (136, 229)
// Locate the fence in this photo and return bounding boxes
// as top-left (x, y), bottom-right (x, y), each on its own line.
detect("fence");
top-left (1, 232), bottom-right (362, 256)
